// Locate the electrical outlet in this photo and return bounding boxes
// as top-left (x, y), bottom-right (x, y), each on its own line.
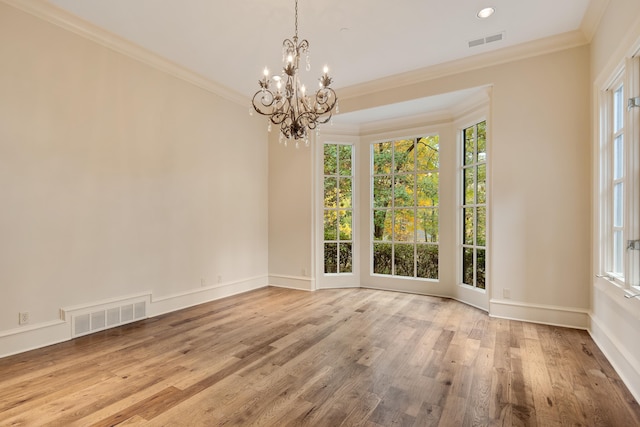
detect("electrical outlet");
top-left (201, 278), bottom-right (206, 287)
top-left (19, 312), bottom-right (29, 325)
top-left (503, 289), bottom-right (511, 299)
top-left (217, 275), bottom-right (222, 284)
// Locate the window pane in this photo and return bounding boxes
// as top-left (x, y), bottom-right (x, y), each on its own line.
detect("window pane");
top-left (417, 208), bottom-right (438, 243)
top-left (477, 249), bottom-right (486, 289)
top-left (462, 248), bottom-right (474, 285)
top-left (477, 121), bottom-right (487, 162)
top-left (417, 136), bottom-right (439, 170)
top-left (373, 142), bottom-right (392, 174)
top-left (477, 207), bottom-right (486, 246)
top-left (464, 167), bottom-right (475, 205)
top-left (339, 177), bottom-right (352, 208)
top-left (464, 208), bottom-right (474, 245)
top-left (339, 243), bottom-right (353, 273)
top-left (324, 243), bottom-right (337, 273)
top-left (324, 177), bottom-right (337, 208)
top-left (339, 145), bottom-right (352, 176)
top-left (613, 230), bottom-right (623, 275)
top-left (613, 86), bottom-right (624, 133)
top-left (394, 175), bottom-right (414, 207)
top-left (464, 127), bottom-right (475, 165)
top-left (394, 139), bottom-right (415, 172)
top-left (394, 209), bottom-right (415, 242)
top-left (417, 244), bottom-right (438, 279)
top-left (324, 144), bottom-right (337, 175)
top-left (339, 210), bottom-right (352, 240)
top-left (324, 210), bottom-right (337, 240)
top-left (614, 182), bottom-right (624, 228)
top-left (417, 173), bottom-right (439, 207)
top-left (614, 135), bottom-right (624, 180)
top-left (373, 243), bottom-right (392, 274)
top-left (373, 176), bottom-right (392, 209)
top-left (373, 210), bottom-right (392, 241)
top-left (394, 244), bottom-right (414, 277)
top-left (477, 164), bottom-right (487, 204)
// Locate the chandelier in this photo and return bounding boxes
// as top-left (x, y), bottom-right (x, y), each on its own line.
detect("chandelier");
top-left (251, 0), bottom-right (338, 147)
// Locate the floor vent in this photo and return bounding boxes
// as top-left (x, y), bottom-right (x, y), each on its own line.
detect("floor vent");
top-left (468, 31), bottom-right (505, 48)
top-left (62, 295), bottom-right (149, 338)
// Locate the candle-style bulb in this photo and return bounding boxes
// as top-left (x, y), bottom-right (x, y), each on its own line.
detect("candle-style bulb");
top-left (263, 67), bottom-right (269, 77)
top-left (323, 65), bottom-right (329, 74)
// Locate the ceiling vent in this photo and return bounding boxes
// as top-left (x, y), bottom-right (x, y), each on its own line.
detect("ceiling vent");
top-left (468, 32), bottom-right (505, 48)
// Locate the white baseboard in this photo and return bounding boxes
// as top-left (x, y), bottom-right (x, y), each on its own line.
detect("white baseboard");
top-left (149, 275), bottom-right (268, 316)
top-left (489, 298), bottom-right (590, 329)
top-left (0, 275), bottom-right (268, 359)
top-left (589, 314), bottom-right (640, 403)
top-left (0, 320), bottom-right (69, 358)
top-left (268, 274), bottom-right (315, 291)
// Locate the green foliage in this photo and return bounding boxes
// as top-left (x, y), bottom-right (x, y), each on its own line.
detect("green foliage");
top-left (394, 244), bottom-right (415, 277)
top-left (325, 242), bottom-right (353, 274)
top-left (372, 243), bottom-right (438, 279)
top-left (373, 243), bottom-right (392, 275)
top-left (417, 244), bottom-right (438, 279)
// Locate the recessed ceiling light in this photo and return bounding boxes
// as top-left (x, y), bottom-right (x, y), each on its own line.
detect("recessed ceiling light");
top-left (477, 7), bottom-right (495, 19)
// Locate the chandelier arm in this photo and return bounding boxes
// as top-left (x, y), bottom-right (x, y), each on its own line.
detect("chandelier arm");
top-left (251, 90), bottom-right (276, 112)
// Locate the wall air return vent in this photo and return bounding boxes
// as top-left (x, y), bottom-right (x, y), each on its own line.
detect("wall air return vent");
top-left (468, 32), bottom-right (505, 48)
top-left (61, 294), bottom-right (150, 338)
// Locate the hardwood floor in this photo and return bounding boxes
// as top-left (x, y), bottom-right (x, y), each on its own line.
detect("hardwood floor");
top-left (1, 287), bottom-right (639, 426)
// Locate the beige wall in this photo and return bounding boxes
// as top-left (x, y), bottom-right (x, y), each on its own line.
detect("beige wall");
top-left (268, 131), bottom-right (314, 287)
top-left (0, 3), bottom-right (269, 338)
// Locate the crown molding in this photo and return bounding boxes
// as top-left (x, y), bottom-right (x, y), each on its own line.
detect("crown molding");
top-left (338, 30), bottom-right (588, 101)
top-left (355, 87), bottom-right (490, 136)
top-left (1, 0), bottom-right (247, 107)
top-left (580, 0), bottom-right (610, 42)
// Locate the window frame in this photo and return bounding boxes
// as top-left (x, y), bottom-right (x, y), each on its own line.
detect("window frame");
top-left (315, 134), bottom-right (360, 290)
top-left (603, 77), bottom-right (626, 285)
top-left (322, 142), bottom-right (355, 275)
top-left (598, 55), bottom-right (640, 292)
top-left (459, 119), bottom-right (488, 291)
top-left (370, 134), bottom-right (440, 281)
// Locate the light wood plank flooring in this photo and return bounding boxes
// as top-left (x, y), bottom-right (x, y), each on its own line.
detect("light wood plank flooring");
top-left (1, 287), bottom-right (639, 426)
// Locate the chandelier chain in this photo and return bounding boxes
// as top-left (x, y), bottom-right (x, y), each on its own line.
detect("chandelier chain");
top-left (294, 0), bottom-right (298, 39)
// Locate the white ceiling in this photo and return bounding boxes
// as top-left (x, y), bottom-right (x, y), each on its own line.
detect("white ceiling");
top-left (46, 0), bottom-right (596, 124)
